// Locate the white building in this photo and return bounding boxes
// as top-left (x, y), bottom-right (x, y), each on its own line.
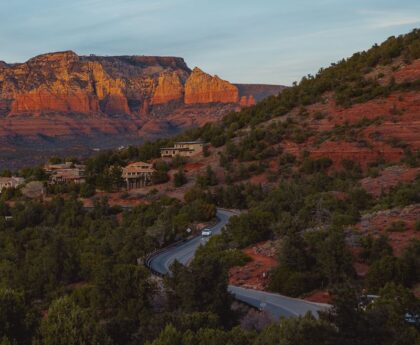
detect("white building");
top-left (160, 141), bottom-right (205, 158)
top-left (0, 177), bottom-right (25, 193)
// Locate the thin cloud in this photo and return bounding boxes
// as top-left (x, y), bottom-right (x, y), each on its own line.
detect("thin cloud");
top-left (1, 1), bottom-right (420, 83)
top-left (360, 10), bottom-right (420, 29)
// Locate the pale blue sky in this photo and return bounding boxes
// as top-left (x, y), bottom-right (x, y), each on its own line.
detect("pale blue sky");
top-left (1, 0), bottom-right (420, 84)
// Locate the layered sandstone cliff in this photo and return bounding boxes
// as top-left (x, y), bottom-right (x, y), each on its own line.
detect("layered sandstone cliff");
top-left (151, 72), bottom-right (184, 105)
top-left (0, 51), bottom-right (284, 168)
top-left (1, 51), bottom-right (270, 118)
top-left (184, 67), bottom-right (239, 104)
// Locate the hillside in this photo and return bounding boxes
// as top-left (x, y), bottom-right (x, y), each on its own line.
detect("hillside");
top-left (0, 51), bottom-right (285, 169)
top-left (66, 29), bottom-right (420, 299)
top-left (1, 30), bottom-right (419, 345)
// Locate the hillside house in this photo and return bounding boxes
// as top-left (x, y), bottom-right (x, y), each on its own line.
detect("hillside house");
top-left (122, 162), bottom-right (155, 189)
top-left (0, 177), bottom-right (25, 193)
top-left (160, 141), bottom-right (205, 158)
top-left (46, 162), bottom-right (86, 184)
top-left (50, 168), bottom-right (86, 184)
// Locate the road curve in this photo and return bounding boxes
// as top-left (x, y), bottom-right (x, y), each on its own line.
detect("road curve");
top-left (147, 208), bottom-right (330, 319)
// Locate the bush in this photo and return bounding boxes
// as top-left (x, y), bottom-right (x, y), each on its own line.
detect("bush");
top-left (281, 153), bottom-right (297, 164)
top-left (188, 200), bottom-right (216, 221)
top-left (80, 183), bottom-right (95, 198)
top-left (301, 157), bottom-right (332, 174)
top-left (222, 249), bottom-right (251, 268)
top-left (152, 170), bottom-right (169, 184)
top-left (386, 220), bottom-right (407, 232)
top-left (269, 266), bottom-right (321, 297)
top-left (172, 155), bottom-right (186, 168)
top-left (174, 169), bottom-right (187, 187)
top-left (196, 166), bottom-right (218, 188)
top-left (360, 235), bottom-right (393, 263)
top-left (313, 111), bottom-right (326, 120)
top-left (225, 209), bottom-right (274, 247)
top-left (366, 256), bottom-right (409, 292)
top-left (415, 219), bottom-right (420, 231)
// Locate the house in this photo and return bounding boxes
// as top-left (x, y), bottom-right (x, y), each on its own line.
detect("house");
top-left (0, 177), bottom-right (25, 193)
top-left (122, 162), bottom-right (155, 189)
top-left (46, 162), bottom-right (86, 184)
top-left (160, 141), bottom-right (205, 158)
top-left (50, 168), bottom-right (86, 184)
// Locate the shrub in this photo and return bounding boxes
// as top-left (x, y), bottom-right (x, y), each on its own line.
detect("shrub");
top-left (301, 157), bottom-right (333, 174)
top-left (269, 266), bottom-right (321, 297)
top-left (80, 183), bottom-right (95, 198)
top-left (225, 209), bottom-right (274, 247)
top-left (360, 235), bottom-right (393, 263)
top-left (152, 170), bottom-right (169, 184)
top-left (196, 166), bottom-right (218, 188)
top-left (415, 219), bottom-right (420, 231)
top-left (172, 155), bottom-right (187, 168)
top-left (366, 256), bottom-right (409, 292)
top-left (313, 111), bottom-right (326, 120)
top-left (174, 169), bottom-right (187, 187)
top-left (386, 220), bottom-right (407, 232)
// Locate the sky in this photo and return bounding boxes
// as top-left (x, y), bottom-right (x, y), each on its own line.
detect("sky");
top-left (1, 0), bottom-right (420, 85)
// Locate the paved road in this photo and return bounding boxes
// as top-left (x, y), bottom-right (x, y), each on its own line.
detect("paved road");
top-left (148, 209), bottom-right (330, 319)
top-left (149, 209), bottom-right (233, 275)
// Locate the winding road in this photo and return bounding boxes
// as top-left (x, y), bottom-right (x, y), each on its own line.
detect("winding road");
top-left (147, 209), bottom-right (330, 319)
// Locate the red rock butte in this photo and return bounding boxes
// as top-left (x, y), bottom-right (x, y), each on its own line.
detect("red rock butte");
top-left (0, 51), bottom-right (284, 117)
top-left (0, 51), bottom-right (285, 168)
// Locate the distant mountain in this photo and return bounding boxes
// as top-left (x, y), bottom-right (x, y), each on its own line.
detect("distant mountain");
top-left (0, 51), bottom-right (285, 168)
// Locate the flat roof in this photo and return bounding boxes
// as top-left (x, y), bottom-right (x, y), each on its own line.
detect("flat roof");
top-left (175, 141), bottom-right (204, 144)
top-left (123, 168), bottom-right (155, 174)
top-left (160, 147), bottom-right (192, 151)
top-left (125, 161), bottom-right (152, 167)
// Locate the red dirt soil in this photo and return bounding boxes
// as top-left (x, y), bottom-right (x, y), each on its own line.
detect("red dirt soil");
top-left (229, 241), bottom-right (278, 290)
top-left (393, 59), bottom-right (420, 83)
top-left (305, 90), bottom-right (420, 169)
top-left (303, 291), bottom-right (331, 304)
top-left (81, 191), bottom-right (150, 208)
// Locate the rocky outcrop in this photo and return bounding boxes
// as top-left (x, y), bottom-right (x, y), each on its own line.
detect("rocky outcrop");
top-left (4, 51), bottom-right (125, 115)
top-left (0, 51), bottom-right (285, 168)
top-left (103, 94), bottom-right (130, 115)
top-left (184, 67), bottom-right (239, 104)
top-left (1, 52), bottom-right (279, 118)
top-left (151, 72), bottom-right (184, 105)
top-left (10, 91), bottom-right (100, 115)
top-left (239, 95), bottom-right (256, 107)
top-left (0, 51), bottom-right (191, 117)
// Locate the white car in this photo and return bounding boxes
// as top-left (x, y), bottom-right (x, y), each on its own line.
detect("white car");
top-left (201, 228), bottom-right (212, 237)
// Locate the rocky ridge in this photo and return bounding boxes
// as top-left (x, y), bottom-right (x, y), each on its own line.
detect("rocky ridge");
top-left (0, 51), bottom-right (285, 168)
top-left (0, 51), bottom-right (283, 117)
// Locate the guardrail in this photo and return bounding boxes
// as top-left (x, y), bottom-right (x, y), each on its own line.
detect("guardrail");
top-left (143, 208), bottom-right (239, 277)
top-left (143, 224), bottom-right (209, 277)
top-left (143, 239), bottom-right (187, 277)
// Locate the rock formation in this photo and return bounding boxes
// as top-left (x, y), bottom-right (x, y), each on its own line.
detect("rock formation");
top-left (151, 72), bottom-right (184, 105)
top-left (0, 51), bottom-right (283, 118)
top-left (239, 95), bottom-right (256, 107)
top-left (184, 67), bottom-right (239, 104)
top-left (0, 51), bottom-right (284, 168)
